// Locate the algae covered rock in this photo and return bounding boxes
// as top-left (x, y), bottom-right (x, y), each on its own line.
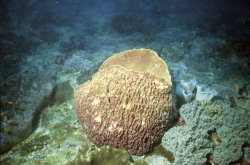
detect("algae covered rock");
top-left (74, 49), bottom-right (174, 155)
top-left (72, 145), bottom-right (131, 165)
top-left (0, 65), bottom-right (58, 154)
top-left (0, 100), bottom-right (133, 165)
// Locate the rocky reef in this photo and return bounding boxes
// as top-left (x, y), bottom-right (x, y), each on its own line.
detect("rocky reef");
top-left (0, 0), bottom-right (249, 164)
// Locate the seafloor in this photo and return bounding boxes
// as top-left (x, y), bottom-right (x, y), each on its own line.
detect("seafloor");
top-left (0, 0), bottom-right (249, 165)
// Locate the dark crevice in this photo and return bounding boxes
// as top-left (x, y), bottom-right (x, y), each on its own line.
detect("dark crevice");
top-left (31, 84), bottom-right (58, 131)
top-left (125, 97), bottom-right (129, 105)
top-left (229, 142), bottom-right (249, 165)
top-left (205, 153), bottom-right (217, 165)
top-left (207, 128), bottom-right (222, 148)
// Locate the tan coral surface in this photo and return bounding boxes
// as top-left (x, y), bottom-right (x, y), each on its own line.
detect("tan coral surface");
top-left (99, 49), bottom-right (172, 85)
top-left (74, 49), bottom-right (173, 155)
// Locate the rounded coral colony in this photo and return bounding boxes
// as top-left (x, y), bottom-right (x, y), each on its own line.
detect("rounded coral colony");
top-left (74, 49), bottom-right (174, 155)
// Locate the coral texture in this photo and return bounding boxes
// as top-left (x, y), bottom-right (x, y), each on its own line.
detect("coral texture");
top-left (99, 49), bottom-right (172, 85)
top-left (74, 49), bottom-right (174, 155)
top-left (162, 101), bottom-right (250, 165)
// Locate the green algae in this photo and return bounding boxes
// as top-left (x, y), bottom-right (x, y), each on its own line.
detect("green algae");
top-left (51, 81), bottom-right (74, 105)
top-left (133, 159), bottom-right (148, 165)
top-left (0, 100), bottom-right (134, 165)
top-left (20, 134), bottom-right (50, 156)
top-left (147, 144), bottom-right (174, 163)
top-left (70, 145), bottom-right (131, 165)
top-left (130, 143), bottom-right (174, 164)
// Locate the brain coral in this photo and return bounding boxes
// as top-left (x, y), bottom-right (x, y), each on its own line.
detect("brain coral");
top-left (74, 49), bottom-right (174, 155)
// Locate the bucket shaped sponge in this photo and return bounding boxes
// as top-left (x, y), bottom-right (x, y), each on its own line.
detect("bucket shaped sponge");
top-left (74, 49), bottom-right (174, 155)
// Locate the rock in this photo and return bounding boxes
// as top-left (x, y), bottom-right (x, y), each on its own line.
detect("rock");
top-left (171, 66), bottom-right (217, 107)
top-left (231, 81), bottom-right (250, 111)
top-left (176, 80), bottom-right (197, 107)
top-left (144, 155), bottom-right (171, 165)
top-left (0, 65), bottom-right (59, 154)
top-left (195, 84), bottom-right (218, 101)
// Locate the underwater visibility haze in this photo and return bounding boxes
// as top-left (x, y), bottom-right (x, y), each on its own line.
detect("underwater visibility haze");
top-left (0, 0), bottom-right (250, 164)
